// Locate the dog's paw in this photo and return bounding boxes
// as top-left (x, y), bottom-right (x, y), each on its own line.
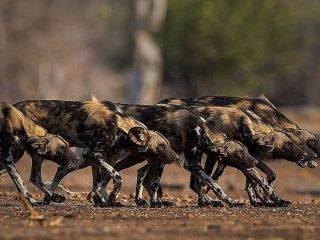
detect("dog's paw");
top-left (197, 198), bottom-right (212, 207)
top-left (275, 199), bottom-right (292, 208)
top-left (31, 200), bottom-right (47, 207)
top-left (50, 193), bottom-right (66, 203)
top-left (150, 201), bottom-right (164, 208)
top-left (107, 202), bottom-right (124, 208)
top-left (43, 194), bottom-right (51, 205)
top-left (92, 194), bottom-right (108, 207)
top-left (162, 200), bottom-right (175, 207)
top-left (106, 195), bottom-right (124, 208)
top-left (136, 199), bottom-right (149, 208)
top-left (210, 200), bottom-right (224, 208)
top-left (250, 201), bottom-right (265, 207)
top-left (281, 200), bottom-right (292, 207)
top-left (229, 202), bottom-right (246, 208)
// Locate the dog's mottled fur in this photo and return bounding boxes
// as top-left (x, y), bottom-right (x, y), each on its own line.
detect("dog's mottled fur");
top-left (160, 98), bottom-right (317, 168)
top-left (115, 103), bottom-right (242, 207)
top-left (0, 103), bottom-right (78, 206)
top-left (193, 95), bottom-right (320, 158)
top-left (100, 103), bottom-right (284, 207)
top-left (14, 99), bottom-right (149, 205)
top-left (14, 98), bottom-right (178, 206)
top-left (159, 98), bottom-right (318, 206)
top-left (79, 128), bottom-right (179, 207)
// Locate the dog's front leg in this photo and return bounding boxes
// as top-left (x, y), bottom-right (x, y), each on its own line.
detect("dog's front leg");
top-left (245, 178), bottom-right (264, 207)
top-left (184, 146), bottom-right (240, 207)
top-left (29, 154), bottom-right (66, 204)
top-left (245, 168), bottom-right (291, 207)
top-left (135, 164), bottom-right (149, 207)
top-left (255, 160), bottom-right (291, 206)
top-left (190, 154), bottom-right (222, 207)
top-left (143, 162), bottom-right (173, 208)
top-left (184, 162), bottom-right (243, 207)
top-left (45, 162), bottom-right (88, 205)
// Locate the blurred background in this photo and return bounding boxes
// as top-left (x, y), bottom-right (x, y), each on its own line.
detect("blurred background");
top-left (1, 0), bottom-right (320, 202)
top-left (1, 0), bottom-right (320, 106)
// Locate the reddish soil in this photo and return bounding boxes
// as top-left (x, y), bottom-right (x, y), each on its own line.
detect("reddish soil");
top-left (1, 159), bottom-right (320, 240)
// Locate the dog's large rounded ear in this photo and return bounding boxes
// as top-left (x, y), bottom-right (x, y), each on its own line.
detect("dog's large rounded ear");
top-left (270, 135), bottom-right (276, 145)
top-left (128, 127), bottom-right (149, 147)
top-left (251, 133), bottom-right (262, 145)
top-left (28, 137), bottom-right (49, 155)
top-left (211, 143), bottom-right (227, 158)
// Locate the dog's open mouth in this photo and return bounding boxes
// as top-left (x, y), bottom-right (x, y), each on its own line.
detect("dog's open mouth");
top-left (307, 160), bottom-right (317, 168)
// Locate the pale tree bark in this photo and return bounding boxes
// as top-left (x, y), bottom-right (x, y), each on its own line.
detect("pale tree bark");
top-left (130, 0), bottom-right (167, 104)
top-left (0, 1), bottom-right (8, 100)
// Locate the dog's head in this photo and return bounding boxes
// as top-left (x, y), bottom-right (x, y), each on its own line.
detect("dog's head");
top-left (128, 127), bottom-right (179, 164)
top-left (289, 129), bottom-right (320, 157)
top-left (28, 134), bottom-right (78, 166)
top-left (210, 140), bottom-right (258, 170)
top-left (251, 133), bottom-right (276, 152)
top-left (271, 130), bottom-right (317, 168)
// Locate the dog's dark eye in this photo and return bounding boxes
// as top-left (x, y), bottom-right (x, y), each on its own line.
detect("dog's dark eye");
top-left (107, 133), bottom-right (114, 140)
top-left (308, 139), bottom-right (316, 145)
top-left (159, 144), bottom-right (166, 150)
top-left (236, 150), bottom-right (244, 158)
top-left (285, 141), bottom-right (293, 148)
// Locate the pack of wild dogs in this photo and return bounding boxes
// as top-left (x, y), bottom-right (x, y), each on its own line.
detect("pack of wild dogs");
top-left (0, 95), bottom-right (319, 209)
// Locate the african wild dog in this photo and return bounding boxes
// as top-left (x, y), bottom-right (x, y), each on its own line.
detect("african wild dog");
top-left (195, 95), bottom-right (320, 163)
top-left (99, 103), bottom-right (284, 208)
top-left (160, 98), bottom-right (317, 169)
top-left (0, 102), bottom-right (78, 206)
top-left (58, 129), bottom-right (179, 207)
top-left (14, 98), bottom-right (178, 206)
top-left (159, 98), bottom-right (317, 206)
top-left (14, 98), bottom-right (148, 206)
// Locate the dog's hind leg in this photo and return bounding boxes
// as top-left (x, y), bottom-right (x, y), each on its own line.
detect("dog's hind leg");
top-left (0, 149), bottom-right (39, 206)
top-left (90, 156), bottom-right (144, 206)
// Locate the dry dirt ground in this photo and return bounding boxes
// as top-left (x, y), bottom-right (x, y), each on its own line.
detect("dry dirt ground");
top-left (1, 160), bottom-right (320, 240)
top-left (0, 110), bottom-right (320, 240)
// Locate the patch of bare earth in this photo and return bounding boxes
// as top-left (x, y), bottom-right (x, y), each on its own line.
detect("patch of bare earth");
top-left (0, 192), bottom-right (319, 240)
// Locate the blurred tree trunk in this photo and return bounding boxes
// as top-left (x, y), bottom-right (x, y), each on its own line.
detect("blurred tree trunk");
top-left (0, 1), bottom-right (8, 100)
top-left (130, 0), bottom-right (166, 104)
